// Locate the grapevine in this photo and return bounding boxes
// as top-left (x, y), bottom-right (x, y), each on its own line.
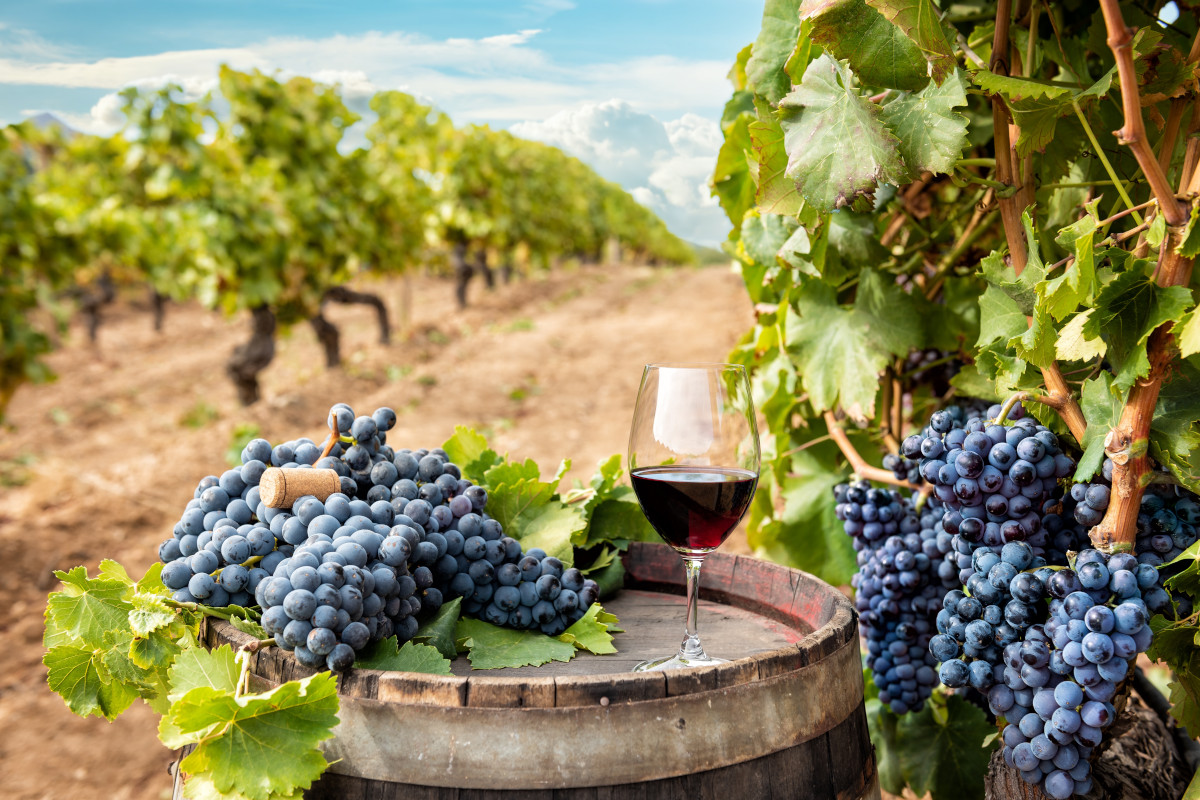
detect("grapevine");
top-left (716, 0), bottom-right (1200, 796)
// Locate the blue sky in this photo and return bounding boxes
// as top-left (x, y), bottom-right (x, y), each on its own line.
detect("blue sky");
top-left (0, 1), bottom-right (766, 244)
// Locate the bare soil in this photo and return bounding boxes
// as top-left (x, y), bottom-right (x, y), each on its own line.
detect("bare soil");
top-left (0, 263), bottom-right (753, 800)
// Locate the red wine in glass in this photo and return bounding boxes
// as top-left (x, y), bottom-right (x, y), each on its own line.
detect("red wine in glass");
top-left (630, 466), bottom-right (757, 552)
top-left (627, 363), bottom-right (760, 671)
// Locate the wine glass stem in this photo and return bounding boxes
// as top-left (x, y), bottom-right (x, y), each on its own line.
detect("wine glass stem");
top-left (679, 555), bottom-right (706, 659)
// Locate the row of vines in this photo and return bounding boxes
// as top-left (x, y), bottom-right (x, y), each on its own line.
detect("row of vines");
top-left (1, 66), bottom-right (694, 419)
top-left (714, 0), bottom-right (1200, 795)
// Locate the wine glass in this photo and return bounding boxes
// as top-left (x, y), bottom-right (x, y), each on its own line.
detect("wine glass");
top-left (627, 363), bottom-right (760, 671)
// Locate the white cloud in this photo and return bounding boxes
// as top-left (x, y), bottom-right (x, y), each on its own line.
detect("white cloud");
top-left (512, 101), bottom-right (728, 245)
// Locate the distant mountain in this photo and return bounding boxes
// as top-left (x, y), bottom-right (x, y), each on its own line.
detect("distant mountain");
top-left (25, 112), bottom-right (79, 138)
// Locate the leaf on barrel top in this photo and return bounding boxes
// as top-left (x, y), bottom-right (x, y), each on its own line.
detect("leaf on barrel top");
top-left (558, 604), bottom-right (622, 655)
top-left (355, 637), bottom-right (453, 674)
top-left (455, 616), bottom-right (577, 669)
top-left (414, 596), bottom-right (463, 660)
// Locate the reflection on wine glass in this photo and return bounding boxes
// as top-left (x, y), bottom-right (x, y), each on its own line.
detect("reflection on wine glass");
top-left (628, 363), bottom-right (760, 671)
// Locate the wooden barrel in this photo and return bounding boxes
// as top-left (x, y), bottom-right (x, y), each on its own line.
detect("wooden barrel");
top-left (206, 542), bottom-right (878, 799)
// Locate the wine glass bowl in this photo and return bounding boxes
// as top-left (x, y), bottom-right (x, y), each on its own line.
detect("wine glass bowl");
top-left (628, 363), bottom-right (760, 671)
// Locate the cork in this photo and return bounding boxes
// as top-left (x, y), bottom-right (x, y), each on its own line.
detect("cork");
top-left (259, 468), bottom-right (342, 508)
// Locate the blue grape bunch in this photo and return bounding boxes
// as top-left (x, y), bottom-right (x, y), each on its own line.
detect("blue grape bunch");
top-left (987, 550), bottom-right (1163, 798)
top-left (834, 480), bottom-right (951, 713)
top-left (157, 403), bottom-right (598, 672)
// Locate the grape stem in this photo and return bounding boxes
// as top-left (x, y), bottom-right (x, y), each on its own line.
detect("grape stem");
top-left (992, 392), bottom-right (1028, 425)
top-left (823, 410), bottom-right (921, 490)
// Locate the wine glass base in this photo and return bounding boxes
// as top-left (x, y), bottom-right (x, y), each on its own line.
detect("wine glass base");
top-left (632, 652), bottom-right (729, 672)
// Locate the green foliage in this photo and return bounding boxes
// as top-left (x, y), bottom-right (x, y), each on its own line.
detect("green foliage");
top-left (715, 1), bottom-right (1200, 792)
top-left (354, 638), bottom-right (454, 674)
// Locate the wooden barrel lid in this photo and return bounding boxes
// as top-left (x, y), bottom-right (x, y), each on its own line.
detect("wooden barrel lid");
top-left (209, 543), bottom-right (863, 791)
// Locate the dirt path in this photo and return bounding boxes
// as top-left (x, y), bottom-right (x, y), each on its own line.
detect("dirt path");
top-left (0, 263), bottom-right (753, 800)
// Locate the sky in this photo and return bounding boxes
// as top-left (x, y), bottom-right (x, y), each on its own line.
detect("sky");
top-left (0, 1), bottom-right (766, 245)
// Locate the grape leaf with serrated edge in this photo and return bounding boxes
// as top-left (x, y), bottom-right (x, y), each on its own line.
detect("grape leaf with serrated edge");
top-left (414, 595), bottom-right (463, 659)
top-left (557, 603), bottom-right (621, 655)
top-left (862, 0), bottom-right (955, 85)
top-left (169, 673), bottom-right (339, 800)
top-left (879, 69), bottom-right (970, 177)
top-left (455, 616), bottom-right (578, 669)
top-left (44, 643), bottom-right (140, 720)
top-left (779, 55), bottom-right (907, 212)
top-left (45, 566), bottom-right (132, 647)
top-left (354, 638), bottom-right (453, 674)
top-left (801, 0), bottom-right (930, 91)
top-left (745, 0), bottom-right (803, 104)
top-left (1073, 374), bottom-right (1123, 482)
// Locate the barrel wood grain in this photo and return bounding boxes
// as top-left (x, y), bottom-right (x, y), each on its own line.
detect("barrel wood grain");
top-left (205, 543), bottom-right (875, 799)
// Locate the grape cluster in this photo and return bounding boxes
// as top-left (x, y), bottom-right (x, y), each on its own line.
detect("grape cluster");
top-left (834, 481), bottom-right (950, 713)
top-left (988, 550), bottom-right (1162, 798)
top-left (900, 404), bottom-right (1079, 690)
top-left (157, 402), bottom-right (597, 671)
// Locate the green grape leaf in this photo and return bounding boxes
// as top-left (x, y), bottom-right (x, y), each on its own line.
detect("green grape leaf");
top-left (355, 637), bottom-right (453, 674)
top-left (711, 113), bottom-right (756, 226)
top-left (779, 55), bottom-right (907, 212)
top-left (45, 566), bottom-right (133, 648)
top-left (879, 69), bottom-right (970, 177)
top-left (1168, 668), bottom-right (1200, 738)
top-left (894, 694), bottom-right (994, 800)
top-left (862, 0), bottom-right (955, 85)
top-left (1055, 310), bottom-right (1106, 362)
top-left (1008, 293), bottom-right (1056, 370)
top-left (1083, 268), bottom-right (1193, 393)
top-left (1074, 374), bottom-right (1123, 482)
top-left (1042, 200), bottom-right (1100, 321)
top-left (979, 215), bottom-right (1045, 315)
top-left (129, 627), bottom-right (184, 672)
top-left (441, 425), bottom-right (501, 482)
top-left (483, 458), bottom-right (544, 489)
top-left (558, 604), bottom-right (621, 655)
top-left (1176, 311), bottom-right (1200, 360)
top-left (44, 644), bottom-right (140, 720)
top-left (801, 0), bottom-right (930, 91)
top-left (1163, 540), bottom-right (1200, 597)
top-left (171, 673), bottom-right (339, 800)
top-left (510, 501), bottom-right (585, 566)
top-left (135, 562), bottom-right (172, 598)
top-left (970, 71), bottom-right (1073, 102)
top-left (748, 112), bottom-right (804, 217)
top-left (976, 285), bottom-right (1028, 347)
top-left (1149, 358), bottom-right (1200, 495)
top-left (865, 691), bottom-right (905, 795)
top-left (129, 593), bottom-right (176, 636)
top-left (414, 596), bottom-right (463, 660)
top-left (180, 774), bottom-right (301, 800)
top-left (1177, 204), bottom-right (1200, 258)
top-left (167, 644), bottom-right (240, 703)
top-left (786, 269), bottom-right (921, 421)
top-left (583, 494), bottom-right (657, 547)
top-left (745, 0), bottom-right (803, 104)
top-left (455, 616), bottom-right (577, 669)
top-left (741, 211), bottom-right (798, 267)
top-left (228, 615), bottom-right (268, 640)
